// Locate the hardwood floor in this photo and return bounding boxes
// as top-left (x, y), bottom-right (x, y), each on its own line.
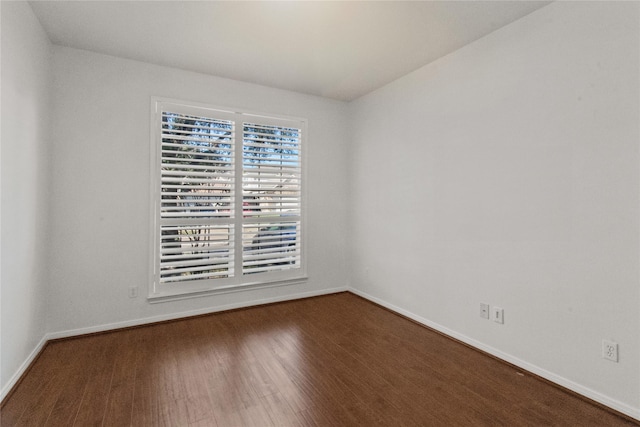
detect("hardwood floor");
top-left (2, 292), bottom-right (637, 426)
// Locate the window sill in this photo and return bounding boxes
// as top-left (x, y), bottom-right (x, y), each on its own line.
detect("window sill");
top-left (147, 276), bottom-right (309, 304)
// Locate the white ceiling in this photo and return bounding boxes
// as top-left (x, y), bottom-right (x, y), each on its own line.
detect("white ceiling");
top-left (29, 1), bottom-right (551, 101)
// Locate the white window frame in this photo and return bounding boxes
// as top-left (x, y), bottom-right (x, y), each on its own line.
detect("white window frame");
top-left (149, 97), bottom-right (307, 300)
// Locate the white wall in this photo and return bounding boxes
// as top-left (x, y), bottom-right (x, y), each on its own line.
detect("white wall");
top-left (349, 1), bottom-right (639, 417)
top-left (47, 46), bottom-right (350, 334)
top-left (1, 1), bottom-right (52, 395)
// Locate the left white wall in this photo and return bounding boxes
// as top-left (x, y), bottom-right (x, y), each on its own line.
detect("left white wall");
top-left (1, 2), bottom-right (52, 396)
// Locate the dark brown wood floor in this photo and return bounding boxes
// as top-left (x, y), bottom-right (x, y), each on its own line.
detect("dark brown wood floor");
top-left (2, 292), bottom-right (637, 426)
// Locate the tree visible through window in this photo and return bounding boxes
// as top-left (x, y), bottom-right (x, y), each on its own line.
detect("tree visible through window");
top-left (150, 99), bottom-right (305, 298)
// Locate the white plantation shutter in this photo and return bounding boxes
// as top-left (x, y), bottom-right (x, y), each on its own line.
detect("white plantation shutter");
top-left (242, 122), bottom-right (302, 274)
top-left (151, 99), bottom-right (306, 298)
top-left (159, 111), bottom-right (235, 285)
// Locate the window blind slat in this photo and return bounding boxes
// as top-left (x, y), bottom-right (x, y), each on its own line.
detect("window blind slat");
top-left (160, 250), bottom-right (232, 261)
top-left (162, 112), bottom-right (232, 127)
top-left (160, 269), bottom-right (231, 283)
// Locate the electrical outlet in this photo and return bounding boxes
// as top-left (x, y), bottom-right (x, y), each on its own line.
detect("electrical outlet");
top-left (480, 303), bottom-right (490, 319)
top-left (492, 307), bottom-right (504, 324)
top-left (128, 286), bottom-right (138, 298)
top-left (602, 340), bottom-right (618, 362)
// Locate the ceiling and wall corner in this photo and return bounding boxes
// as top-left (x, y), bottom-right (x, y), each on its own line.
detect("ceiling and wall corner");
top-left (28, 0), bottom-right (551, 101)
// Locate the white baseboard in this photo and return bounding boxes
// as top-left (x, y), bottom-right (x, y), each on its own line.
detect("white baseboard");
top-left (2, 286), bottom-right (348, 402)
top-left (0, 335), bottom-right (48, 402)
top-left (47, 286), bottom-right (348, 340)
top-left (348, 287), bottom-right (640, 422)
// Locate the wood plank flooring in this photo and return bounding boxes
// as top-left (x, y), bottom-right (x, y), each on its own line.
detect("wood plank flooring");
top-left (2, 292), bottom-right (637, 426)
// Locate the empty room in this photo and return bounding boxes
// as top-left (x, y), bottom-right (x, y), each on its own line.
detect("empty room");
top-left (2, 0), bottom-right (639, 425)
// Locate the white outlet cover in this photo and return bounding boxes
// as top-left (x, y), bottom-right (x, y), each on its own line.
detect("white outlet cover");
top-left (492, 307), bottom-right (504, 324)
top-left (480, 303), bottom-right (490, 319)
top-left (602, 340), bottom-right (618, 362)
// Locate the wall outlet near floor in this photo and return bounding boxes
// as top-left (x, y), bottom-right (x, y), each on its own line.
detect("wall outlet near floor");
top-left (128, 286), bottom-right (138, 298)
top-left (480, 303), bottom-right (490, 319)
top-left (602, 340), bottom-right (618, 362)
top-left (492, 307), bottom-right (504, 324)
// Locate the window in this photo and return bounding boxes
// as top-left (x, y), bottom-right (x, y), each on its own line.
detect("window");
top-left (150, 98), bottom-right (306, 299)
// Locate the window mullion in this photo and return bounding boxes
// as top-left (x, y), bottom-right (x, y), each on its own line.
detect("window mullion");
top-left (233, 117), bottom-right (244, 281)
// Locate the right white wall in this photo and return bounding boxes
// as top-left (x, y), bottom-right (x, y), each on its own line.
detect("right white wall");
top-left (349, 1), bottom-right (639, 417)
